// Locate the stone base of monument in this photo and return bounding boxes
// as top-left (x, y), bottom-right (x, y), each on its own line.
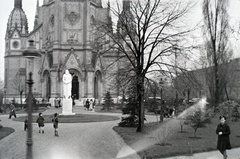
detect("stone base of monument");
top-left (61, 99), bottom-right (75, 115)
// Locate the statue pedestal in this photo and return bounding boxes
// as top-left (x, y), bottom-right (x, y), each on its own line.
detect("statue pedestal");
top-left (61, 99), bottom-right (75, 115)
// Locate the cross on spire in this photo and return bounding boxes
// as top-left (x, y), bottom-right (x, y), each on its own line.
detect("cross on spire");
top-left (14, 0), bottom-right (22, 8)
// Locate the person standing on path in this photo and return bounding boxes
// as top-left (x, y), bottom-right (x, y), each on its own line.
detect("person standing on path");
top-left (216, 116), bottom-right (231, 159)
top-left (89, 99), bottom-right (94, 111)
top-left (9, 103), bottom-right (16, 119)
top-left (36, 113), bottom-right (45, 134)
top-left (52, 113), bottom-right (59, 137)
top-left (85, 99), bottom-right (90, 110)
top-left (24, 117), bottom-right (28, 131)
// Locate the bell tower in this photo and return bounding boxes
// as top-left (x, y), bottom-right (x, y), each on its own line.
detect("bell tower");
top-left (4, 0), bottom-right (29, 99)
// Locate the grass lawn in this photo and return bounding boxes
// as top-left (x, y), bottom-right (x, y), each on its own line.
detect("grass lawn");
top-left (113, 116), bottom-right (240, 158)
top-left (13, 114), bottom-right (119, 123)
top-left (1, 107), bottom-right (48, 115)
top-left (0, 127), bottom-right (15, 140)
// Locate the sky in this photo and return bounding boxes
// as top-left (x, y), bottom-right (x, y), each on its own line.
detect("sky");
top-left (0, 0), bottom-right (240, 82)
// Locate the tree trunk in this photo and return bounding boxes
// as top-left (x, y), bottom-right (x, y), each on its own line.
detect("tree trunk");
top-left (225, 86), bottom-right (229, 101)
top-left (176, 90), bottom-right (178, 103)
top-left (187, 88), bottom-right (190, 102)
top-left (121, 92), bottom-right (125, 108)
top-left (20, 92), bottom-right (23, 109)
top-left (136, 74), bottom-right (145, 132)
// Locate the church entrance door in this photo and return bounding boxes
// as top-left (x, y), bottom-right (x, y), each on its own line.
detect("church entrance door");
top-left (72, 76), bottom-right (79, 99)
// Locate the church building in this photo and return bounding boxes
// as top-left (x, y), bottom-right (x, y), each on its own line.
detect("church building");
top-left (4, 0), bottom-right (132, 105)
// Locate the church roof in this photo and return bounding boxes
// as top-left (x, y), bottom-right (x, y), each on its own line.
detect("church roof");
top-left (6, 0), bottom-right (28, 37)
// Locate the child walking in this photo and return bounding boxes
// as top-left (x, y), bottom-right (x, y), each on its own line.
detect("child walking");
top-left (52, 113), bottom-right (59, 137)
top-left (36, 113), bottom-right (45, 134)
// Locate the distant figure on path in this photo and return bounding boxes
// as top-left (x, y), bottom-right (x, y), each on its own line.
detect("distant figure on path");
top-left (9, 103), bottom-right (16, 119)
top-left (85, 99), bottom-right (90, 110)
top-left (52, 113), bottom-right (59, 137)
top-left (63, 70), bottom-right (72, 99)
top-left (216, 116), bottom-right (231, 159)
top-left (89, 99), bottom-right (94, 111)
top-left (36, 113), bottom-right (45, 134)
top-left (24, 117), bottom-right (28, 131)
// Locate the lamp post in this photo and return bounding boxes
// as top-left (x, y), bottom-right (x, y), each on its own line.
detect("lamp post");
top-left (26, 72), bottom-right (34, 159)
top-left (23, 40), bottom-right (41, 159)
top-left (3, 86), bottom-right (6, 113)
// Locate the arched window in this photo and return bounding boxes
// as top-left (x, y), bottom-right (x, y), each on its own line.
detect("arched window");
top-left (90, 16), bottom-right (95, 43)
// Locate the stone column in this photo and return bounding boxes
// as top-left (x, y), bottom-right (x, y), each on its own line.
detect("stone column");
top-left (87, 71), bottom-right (94, 98)
top-left (49, 69), bottom-right (58, 106)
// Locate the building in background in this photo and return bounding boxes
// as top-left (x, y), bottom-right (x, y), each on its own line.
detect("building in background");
top-left (4, 0), bottom-right (132, 105)
top-left (174, 58), bottom-right (240, 103)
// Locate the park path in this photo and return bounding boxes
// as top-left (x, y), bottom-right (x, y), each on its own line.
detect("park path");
top-left (1, 106), bottom-right (240, 159)
top-left (0, 107), bottom-right (141, 159)
top-left (163, 148), bottom-right (240, 159)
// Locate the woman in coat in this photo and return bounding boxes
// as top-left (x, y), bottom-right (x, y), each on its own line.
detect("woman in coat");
top-left (52, 113), bottom-right (59, 137)
top-left (216, 116), bottom-right (231, 159)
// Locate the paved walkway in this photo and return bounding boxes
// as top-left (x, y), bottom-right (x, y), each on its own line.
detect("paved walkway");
top-left (163, 148), bottom-right (240, 159)
top-left (0, 107), bottom-right (140, 159)
top-left (1, 107), bottom-right (240, 159)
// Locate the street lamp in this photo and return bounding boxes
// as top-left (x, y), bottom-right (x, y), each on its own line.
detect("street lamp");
top-left (3, 86), bottom-right (6, 113)
top-left (23, 40), bottom-right (41, 159)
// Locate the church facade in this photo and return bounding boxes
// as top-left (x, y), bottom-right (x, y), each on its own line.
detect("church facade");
top-left (4, 0), bottom-right (131, 104)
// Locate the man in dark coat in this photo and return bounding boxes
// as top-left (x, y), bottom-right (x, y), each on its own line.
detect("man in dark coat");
top-left (36, 113), bottom-right (45, 134)
top-left (52, 113), bottom-right (59, 137)
top-left (216, 116), bottom-right (231, 159)
top-left (9, 103), bottom-right (16, 119)
top-left (85, 99), bottom-right (90, 110)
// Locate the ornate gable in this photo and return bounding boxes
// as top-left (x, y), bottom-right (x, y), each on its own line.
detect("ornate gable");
top-left (12, 30), bottom-right (20, 39)
top-left (63, 49), bottom-right (83, 74)
top-left (39, 54), bottom-right (49, 75)
top-left (95, 57), bottom-right (102, 71)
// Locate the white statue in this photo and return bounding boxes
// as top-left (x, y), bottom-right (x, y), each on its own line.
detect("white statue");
top-left (63, 70), bottom-right (72, 99)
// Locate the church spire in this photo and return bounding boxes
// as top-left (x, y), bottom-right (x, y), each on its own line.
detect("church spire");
top-left (107, 0), bottom-right (113, 32)
top-left (34, 0), bottom-right (39, 29)
top-left (14, 0), bottom-right (22, 8)
top-left (107, 0), bottom-right (110, 10)
top-left (123, 0), bottom-right (131, 11)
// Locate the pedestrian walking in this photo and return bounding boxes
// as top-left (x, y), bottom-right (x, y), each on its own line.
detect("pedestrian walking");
top-left (89, 99), bottom-right (94, 111)
top-left (85, 99), bottom-right (90, 110)
top-left (216, 116), bottom-right (231, 159)
top-left (9, 103), bottom-right (16, 119)
top-left (24, 117), bottom-right (28, 131)
top-left (36, 113), bottom-right (45, 134)
top-left (52, 113), bottom-right (59, 137)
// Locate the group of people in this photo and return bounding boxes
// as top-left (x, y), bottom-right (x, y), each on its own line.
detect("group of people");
top-left (84, 99), bottom-right (94, 111)
top-left (162, 107), bottom-right (175, 118)
top-left (6, 97), bottom-right (232, 158)
top-left (54, 97), bottom-right (61, 108)
top-left (24, 112), bottom-right (59, 137)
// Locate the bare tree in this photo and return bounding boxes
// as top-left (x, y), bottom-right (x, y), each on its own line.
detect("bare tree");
top-left (12, 70), bottom-right (25, 108)
top-left (108, 63), bottom-right (135, 106)
top-left (97, 0), bottom-right (194, 132)
top-left (202, 0), bottom-right (232, 106)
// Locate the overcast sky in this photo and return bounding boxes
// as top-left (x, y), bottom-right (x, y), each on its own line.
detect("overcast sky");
top-left (0, 0), bottom-right (239, 82)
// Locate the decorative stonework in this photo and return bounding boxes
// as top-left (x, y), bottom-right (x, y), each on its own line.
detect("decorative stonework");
top-left (12, 41), bottom-right (19, 48)
top-left (68, 12), bottom-right (77, 24)
top-left (49, 14), bottom-right (54, 27)
top-left (64, 3), bottom-right (80, 26)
